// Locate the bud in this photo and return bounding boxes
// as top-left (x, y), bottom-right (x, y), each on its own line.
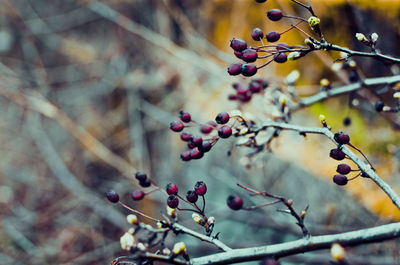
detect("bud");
top-left (308, 16), bottom-right (320, 27)
top-left (355, 33), bottom-right (368, 43)
top-left (279, 94), bottom-right (286, 106)
top-left (331, 243), bottom-right (345, 261)
top-left (172, 242), bottom-right (187, 255)
top-left (192, 213), bottom-right (203, 224)
top-left (167, 206), bottom-right (176, 218)
top-left (163, 248), bottom-right (171, 256)
top-left (371, 32), bottom-right (379, 43)
top-left (137, 242), bottom-right (146, 251)
top-left (285, 70), bottom-right (300, 84)
top-left (287, 199), bottom-right (293, 206)
top-left (287, 52), bottom-right (301, 61)
top-left (156, 221), bottom-right (163, 229)
top-left (319, 114), bottom-right (328, 127)
top-left (320, 78), bottom-right (330, 87)
top-left (208, 216), bottom-right (215, 225)
top-left (126, 214), bottom-right (138, 224)
top-left (304, 38), bottom-right (315, 49)
top-left (394, 92), bottom-right (400, 100)
top-left (120, 232), bottom-right (135, 251)
top-left (300, 210), bottom-right (307, 219)
top-left (383, 106), bottom-right (391, 112)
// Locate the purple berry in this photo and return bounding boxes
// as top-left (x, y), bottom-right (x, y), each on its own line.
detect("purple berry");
top-left (333, 174), bottom-right (348, 186)
top-left (180, 151), bottom-right (191, 161)
top-left (200, 124), bottom-right (214, 134)
top-left (139, 178), bottom-right (151, 187)
top-left (218, 125), bottom-right (232, 138)
top-left (241, 64), bottom-right (257, 77)
top-left (170, 121), bottom-right (184, 132)
top-left (228, 62), bottom-right (243, 76)
top-left (251, 28), bottom-right (264, 41)
top-left (215, 112), bottom-right (230, 124)
top-left (266, 31), bottom-right (280, 42)
top-left (191, 135), bottom-right (203, 147)
top-left (186, 190), bottom-right (198, 203)
top-left (274, 53), bottom-right (287, 63)
top-left (132, 190), bottom-right (145, 200)
top-left (238, 91), bottom-right (252, 102)
top-left (180, 132), bottom-right (192, 142)
top-left (166, 183), bottom-right (178, 195)
top-left (179, 111), bottom-right (191, 123)
top-left (194, 181), bottom-right (207, 195)
top-left (106, 190), bottom-right (119, 203)
top-left (190, 147), bottom-right (204, 159)
top-left (234, 51), bottom-right (243, 59)
top-left (249, 81), bottom-right (261, 93)
top-left (343, 117), bottom-right (351, 126)
top-left (135, 172), bottom-right (147, 182)
top-left (255, 0), bottom-right (267, 3)
top-left (228, 94), bottom-right (238, 100)
top-left (199, 142), bottom-right (212, 153)
top-left (267, 9), bottom-right (283, 21)
top-left (375, 100), bottom-right (384, 112)
top-left (334, 132), bottom-right (350, 145)
top-left (241, 48), bottom-right (258, 63)
top-left (330, 149), bottom-right (346, 160)
top-left (230, 38), bottom-right (247, 52)
top-left (167, 195), bottom-right (179, 208)
top-left (227, 195), bottom-right (243, 210)
top-left (337, 164), bottom-right (352, 175)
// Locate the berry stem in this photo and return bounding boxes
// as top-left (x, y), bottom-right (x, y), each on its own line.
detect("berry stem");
top-left (279, 20), bottom-right (304, 36)
top-left (118, 202), bottom-right (159, 222)
top-left (201, 195), bottom-right (206, 213)
top-left (347, 142), bottom-right (374, 170)
top-left (257, 58), bottom-right (275, 70)
top-left (348, 172), bottom-right (361, 181)
top-left (282, 15), bottom-right (308, 22)
top-left (243, 200), bottom-right (281, 210)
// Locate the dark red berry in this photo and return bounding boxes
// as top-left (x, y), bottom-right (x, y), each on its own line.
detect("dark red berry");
top-left (228, 94), bottom-right (238, 100)
top-left (167, 195), bottom-right (179, 208)
top-left (190, 147), bottom-right (204, 159)
top-left (230, 38), bottom-right (247, 52)
top-left (343, 117), bottom-right (351, 126)
top-left (179, 111), bottom-right (191, 123)
top-left (139, 178), bottom-right (151, 187)
top-left (180, 132), bottom-right (192, 142)
top-left (333, 174), bottom-right (348, 186)
top-left (180, 151), bottom-right (191, 161)
top-left (236, 85), bottom-right (249, 95)
top-left (132, 190), bottom-right (145, 200)
top-left (106, 190), bottom-right (119, 203)
top-left (200, 124), bottom-right (214, 134)
top-left (255, 0), bottom-right (267, 3)
top-left (186, 190), bottom-right (198, 203)
top-left (170, 121), bottom-right (184, 132)
top-left (334, 132), bottom-right (350, 145)
top-left (238, 91), bottom-right (253, 102)
top-left (218, 125), bottom-right (232, 138)
top-left (276, 43), bottom-right (290, 51)
top-left (206, 121), bottom-right (218, 127)
top-left (166, 183), bottom-right (178, 195)
top-left (227, 195), bottom-right (243, 210)
top-left (241, 64), bottom-right (257, 77)
top-left (135, 172), bottom-right (147, 182)
top-left (191, 135), bottom-right (203, 147)
top-left (249, 81), bottom-right (261, 93)
top-left (241, 48), bottom-right (258, 63)
top-left (199, 142), bottom-right (212, 153)
top-left (330, 149), bottom-right (346, 160)
top-left (267, 9), bottom-right (283, 21)
top-left (266, 31), bottom-right (280, 42)
top-left (188, 141), bottom-right (196, 149)
top-left (274, 53), bottom-right (287, 63)
top-left (336, 164), bottom-right (352, 175)
top-left (228, 62), bottom-right (243, 76)
top-left (375, 100), bottom-right (384, 112)
top-left (194, 181), bottom-right (207, 195)
top-left (251, 28), bottom-right (264, 41)
top-left (215, 112), bottom-right (230, 124)
top-left (234, 51), bottom-right (243, 59)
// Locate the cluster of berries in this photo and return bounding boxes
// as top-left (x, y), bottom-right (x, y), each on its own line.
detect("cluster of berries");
top-left (170, 111), bottom-right (234, 161)
top-left (228, 78), bottom-right (269, 103)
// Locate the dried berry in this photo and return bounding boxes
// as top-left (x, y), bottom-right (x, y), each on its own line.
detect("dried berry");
top-left (191, 135), bottom-right (203, 147)
top-left (179, 111), bottom-right (191, 123)
top-left (190, 147), bottom-right (204, 159)
top-left (166, 183), bottom-right (178, 195)
top-left (241, 64), bottom-right (258, 77)
top-left (242, 48), bottom-right (258, 63)
top-left (267, 9), bottom-right (283, 21)
top-left (200, 124), bottom-right (214, 134)
top-left (230, 38), bottom-right (247, 52)
top-left (180, 151), bottom-right (191, 161)
top-left (194, 181), bottom-right (207, 195)
top-left (132, 190), bottom-right (145, 201)
top-left (330, 149), bottom-right (346, 160)
top-left (249, 81), bottom-right (261, 93)
top-left (274, 53), bottom-right (287, 63)
top-left (336, 164), bottom-right (352, 175)
top-left (139, 178), bottom-right (151, 188)
top-left (180, 132), bottom-right (193, 142)
top-left (228, 62), bottom-right (243, 76)
top-left (167, 195), bottom-right (179, 208)
top-left (227, 195), bottom-right (243, 210)
top-left (255, 0), bottom-right (267, 3)
top-left (199, 142), bottom-right (212, 153)
top-left (186, 190), bottom-right (198, 203)
top-left (334, 132), bottom-right (350, 145)
top-left (251, 28), bottom-right (264, 41)
top-left (170, 121), bottom-right (184, 132)
top-left (135, 172), bottom-right (147, 182)
top-left (215, 112), bottom-right (230, 124)
top-left (218, 125), bottom-right (232, 138)
top-left (106, 190), bottom-right (120, 203)
top-left (333, 174), bottom-right (348, 186)
top-left (266, 31), bottom-right (280, 42)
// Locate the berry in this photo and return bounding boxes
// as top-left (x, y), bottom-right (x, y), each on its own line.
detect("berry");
top-left (106, 190), bottom-right (119, 203)
top-left (228, 62), bottom-right (243, 76)
top-left (266, 31), bottom-right (280, 42)
top-left (132, 190), bottom-right (145, 200)
top-left (228, 94), bottom-right (238, 100)
top-left (230, 38), bottom-right (247, 52)
top-left (179, 111), bottom-right (191, 123)
top-left (186, 190), bottom-right (198, 203)
top-left (255, 0), bottom-right (267, 3)
top-left (330, 149), bottom-right (346, 160)
top-left (337, 164), bottom-right (352, 175)
top-left (215, 112), bottom-right (230, 124)
top-left (267, 9), bottom-right (283, 21)
top-left (238, 91), bottom-right (252, 102)
top-left (241, 48), bottom-right (258, 63)
top-left (190, 147), bottom-right (204, 159)
top-left (199, 142), bottom-right (212, 153)
top-left (274, 53), bottom-right (287, 63)
top-left (139, 178), bottom-right (151, 188)
top-left (167, 195), bottom-right (179, 208)
top-left (241, 64), bottom-right (257, 77)
top-left (334, 132), bottom-right (350, 145)
top-left (236, 85), bottom-right (249, 95)
top-left (200, 124), bottom-right (214, 134)
top-left (135, 172), bottom-right (147, 182)
top-left (166, 183), bottom-right (178, 195)
top-left (218, 125), bottom-right (232, 138)
top-left (343, 117), bottom-right (351, 126)
top-left (180, 151), bottom-right (191, 161)
top-left (227, 195), bottom-right (243, 210)
top-left (191, 135), bottom-right (203, 147)
top-left (170, 121), bottom-right (184, 132)
top-left (249, 81), bottom-right (261, 93)
top-left (260, 258), bottom-right (281, 265)
top-left (333, 174), bottom-right (348, 186)
top-left (375, 100), bottom-right (384, 112)
top-left (234, 51), bottom-right (243, 59)
top-left (180, 132), bottom-right (192, 142)
top-left (194, 181), bottom-right (207, 195)
top-left (251, 28), bottom-right (264, 41)
top-left (276, 43), bottom-right (289, 51)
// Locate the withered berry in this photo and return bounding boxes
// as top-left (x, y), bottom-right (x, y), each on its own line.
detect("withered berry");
top-left (274, 53), bottom-right (287, 63)
top-left (166, 183), bottom-right (178, 195)
top-left (180, 151), bottom-right (191, 161)
top-left (179, 111), bottom-right (191, 123)
top-left (241, 64), bottom-right (257, 77)
top-left (334, 132), bottom-right (350, 145)
top-left (132, 190), bottom-right (145, 200)
top-left (215, 112), bottom-right (230, 124)
top-left (333, 174), bottom-right (348, 186)
top-left (267, 9), bottom-right (283, 21)
top-left (266, 31), bottom-right (280, 42)
top-left (135, 172), bottom-right (147, 182)
top-left (230, 38), bottom-right (247, 52)
top-left (330, 149), bottom-right (346, 160)
top-left (251, 28), bottom-right (264, 41)
top-left (228, 62), bottom-right (243, 76)
top-left (180, 132), bottom-right (192, 142)
top-left (227, 195), bottom-right (243, 210)
top-left (167, 195), bottom-right (179, 208)
top-left (170, 121), bottom-right (184, 132)
top-left (199, 142), bottom-right (212, 153)
top-left (194, 181), bottom-right (207, 195)
top-left (242, 48), bottom-right (258, 63)
top-left (186, 190), bottom-right (198, 203)
top-left (139, 178), bottom-right (151, 188)
top-left (218, 125), bottom-right (232, 138)
top-left (106, 190), bottom-right (119, 203)
top-left (337, 164), bottom-right (351, 175)
top-left (375, 100), bottom-right (384, 112)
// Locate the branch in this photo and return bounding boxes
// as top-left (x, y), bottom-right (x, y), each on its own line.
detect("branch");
top-left (327, 44), bottom-right (400, 64)
top-left (191, 222), bottom-right (400, 265)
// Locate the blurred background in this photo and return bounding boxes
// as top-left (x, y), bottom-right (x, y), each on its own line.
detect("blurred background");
top-left (1, 0), bottom-right (400, 264)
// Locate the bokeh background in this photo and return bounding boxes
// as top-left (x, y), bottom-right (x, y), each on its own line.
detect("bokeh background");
top-left (1, 0), bottom-right (400, 264)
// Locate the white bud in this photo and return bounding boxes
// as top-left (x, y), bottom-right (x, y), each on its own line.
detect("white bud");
top-left (126, 214), bottom-right (138, 224)
top-left (192, 213), bottom-right (202, 224)
top-left (371, 32), bottom-right (379, 43)
top-left (208, 216), bottom-right (215, 225)
top-left (285, 70), bottom-right (300, 84)
top-left (355, 33), bottom-right (367, 42)
top-left (120, 232), bottom-right (135, 251)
